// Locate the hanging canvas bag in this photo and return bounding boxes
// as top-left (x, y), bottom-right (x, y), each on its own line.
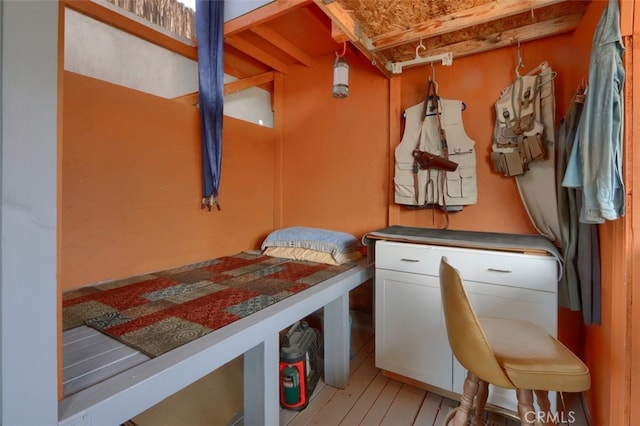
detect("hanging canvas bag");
top-left (491, 74), bottom-right (546, 176)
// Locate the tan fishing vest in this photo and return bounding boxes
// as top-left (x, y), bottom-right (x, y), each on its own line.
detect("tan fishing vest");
top-left (492, 63), bottom-right (560, 242)
top-left (395, 98), bottom-right (477, 207)
top-left (491, 75), bottom-right (546, 176)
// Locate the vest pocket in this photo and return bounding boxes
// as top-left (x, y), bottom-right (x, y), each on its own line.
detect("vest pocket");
top-left (394, 168), bottom-right (418, 204)
top-left (445, 152), bottom-right (477, 203)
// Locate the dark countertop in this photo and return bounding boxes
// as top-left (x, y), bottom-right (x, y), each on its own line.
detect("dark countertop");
top-left (363, 226), bottom-right (563, 274)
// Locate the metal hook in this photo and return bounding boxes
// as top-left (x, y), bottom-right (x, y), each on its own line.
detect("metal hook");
top-left (516, 40), bottom-right (524, 78)
top-left (415, 39), bottom-right (426, 58)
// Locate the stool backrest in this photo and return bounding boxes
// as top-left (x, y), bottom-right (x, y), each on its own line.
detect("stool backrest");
top-left (439, 256), bottom-right (513, 388)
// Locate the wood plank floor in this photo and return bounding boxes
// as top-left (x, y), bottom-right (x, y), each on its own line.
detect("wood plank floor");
top-left (279, 334), bottom-right (518, 426)
top-left (274, 312), bottom-right (589, 426)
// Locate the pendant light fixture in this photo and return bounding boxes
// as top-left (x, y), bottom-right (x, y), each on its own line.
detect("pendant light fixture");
top-left (333, 41), bottom-right (349, 98)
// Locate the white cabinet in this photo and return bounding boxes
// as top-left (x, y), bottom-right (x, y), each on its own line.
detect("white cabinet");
top-left (374, 239), bottom-right (558, 413)
top-left (376, 268), bottom-right (451, 389)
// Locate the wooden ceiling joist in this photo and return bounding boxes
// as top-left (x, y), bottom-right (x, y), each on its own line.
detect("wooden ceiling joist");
top-left (331, 21), bottom-right (349, 44)
top-left (370, 0), bottom-right (567, 51)
top-left (172, 91), bottom-right (199, 106)
top-left (250, 25), bottom-right (314, 67)
top-left (221, 0), bottom-right (590, 80)
top-left (421, 13), bottom-right (583, 62)
top-left (225, 36), bottom-right (290, 74)
top-left (224, 71), bottom-right (275, 95)
top-left (224, 0), bottom-right (313, 37)
top-left (172, 71), bottom-right (276, 106)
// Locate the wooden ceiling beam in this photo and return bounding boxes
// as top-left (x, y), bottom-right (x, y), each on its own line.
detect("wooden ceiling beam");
top-left (224, 44), bottom-right (274, 78)
top-left (172, 92), bottom-right (199, 106)
top-left (371, 0), bottom-right (567, 51)
top-left (250, 25), bottom-right (314, 67)
top-left (224, 0), bottom-right (313, 37)
top-left (331, 22), bottom-right (349, 44)
top-left (312, 0), bottom-right (392, 78)
top-left (225, 36), bottom-right (290, 74)
top-left (408, 13), bottom-right (582, 65)
top-left (299, 4), bottom-right (333, 31)
top-left (173, 71), bottom-right (276, 106)
top-left (224, 71), bottom-right (275, 95)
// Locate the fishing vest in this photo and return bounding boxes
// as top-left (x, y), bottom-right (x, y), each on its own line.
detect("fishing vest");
top-left (490, 62), bottom-right (560, 242)
top-left (491, 75), bottom-right (546, 176)
top-left (395, 98), bottom-right (477, 207)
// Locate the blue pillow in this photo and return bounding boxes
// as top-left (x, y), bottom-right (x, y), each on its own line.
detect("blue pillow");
top-left (261, 226), bottom-right (358, 258)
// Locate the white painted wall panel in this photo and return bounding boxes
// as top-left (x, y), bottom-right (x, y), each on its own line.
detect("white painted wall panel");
top-left (1, 1), bottom-right (59, 424)
top-left (64, 8), bottom-right (198, 99)
top-left (224, 75), bottom-right (274, 127)
top-left (224, 0), bottom-right (274, 22)
top-left (65, 7), bottom-right (274, 128)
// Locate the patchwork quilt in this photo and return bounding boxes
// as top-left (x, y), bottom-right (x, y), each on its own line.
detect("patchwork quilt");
top-left (63, 252), bottom-right (354, 357)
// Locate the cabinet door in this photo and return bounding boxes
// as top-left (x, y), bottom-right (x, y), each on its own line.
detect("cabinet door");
top-left (452, 279), bottom-right (557, 412)
top-left (375, 268), bottom-right (452, 391)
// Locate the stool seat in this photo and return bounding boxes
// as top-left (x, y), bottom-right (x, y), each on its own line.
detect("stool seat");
top-left (481, 317), bottom-right (591, 392)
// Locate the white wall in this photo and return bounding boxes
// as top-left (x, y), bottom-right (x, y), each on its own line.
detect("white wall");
top-left (224, 75), bottom-right (275, 127)
top-left (1, 1), bottom-right (59, 424)
top-left (65, 6), bottom-right (274, 128)
top-left (223, 0), bottom-right (275, 127)
top-left (180, 0), bottom-right (273, 22)
top-left (65, 7), bottom-right (198, 99)
top-left (225, 0), bottom-right (273, 22)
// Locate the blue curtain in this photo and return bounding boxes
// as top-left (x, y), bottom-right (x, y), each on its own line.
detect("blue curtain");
top-left (196, 0), bottom-right (224, 211)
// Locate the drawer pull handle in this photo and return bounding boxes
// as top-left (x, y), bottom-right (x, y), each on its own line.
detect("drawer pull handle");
top-left (487, 268), bottom-right (512, 273)
top-left (400, 258), bottom-right (420, 263)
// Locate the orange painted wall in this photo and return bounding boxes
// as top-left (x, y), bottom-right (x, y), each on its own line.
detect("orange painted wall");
top-left (280, 32), bottom-right (585, 358)
top-left (630, 4), bottom-right (640, 425)
top-left (278, 42), bottom-right (553, 236)
top-left (393, 41), bottom-right (570, 233)
top-left (61, 71), bottom-right (275, 289)
top-left (557, 2), bottom-right (634, 425)
top-left (279, 51), bottom-right (391, 237)
top-left (278, 33), bottom-right (585, 237)
top-left (279, 4), bottom-right (630, 424)
top-left (282, 32), bottom-right (584, 325)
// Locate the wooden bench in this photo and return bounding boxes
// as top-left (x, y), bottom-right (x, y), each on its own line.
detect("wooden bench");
top-left (59, 258), bottom-right (374, 426)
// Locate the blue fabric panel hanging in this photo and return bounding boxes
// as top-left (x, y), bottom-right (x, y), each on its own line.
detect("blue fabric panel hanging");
top-left (196, 0), bottom-right (224, 210)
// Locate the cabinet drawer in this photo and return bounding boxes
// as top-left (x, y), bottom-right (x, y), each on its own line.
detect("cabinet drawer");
top-left (375, 240), bottom-right (558, 293)
top-left (376, 241), bottom-right (444, 274)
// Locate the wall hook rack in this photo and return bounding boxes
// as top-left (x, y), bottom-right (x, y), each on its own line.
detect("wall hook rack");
top-left (389, 51), bottom-right (453, 74)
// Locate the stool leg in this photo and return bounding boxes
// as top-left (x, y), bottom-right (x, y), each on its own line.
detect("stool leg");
top-left (451, 371), bottom-right (480, 426)
top-left (516, 389), bottom-right (536, 426)
top-left (471, 380), bottom-right (488, 426)
top-left (534, 390), bottom-right (553, 426)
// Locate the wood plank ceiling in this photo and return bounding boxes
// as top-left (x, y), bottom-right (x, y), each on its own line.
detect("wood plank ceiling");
top-left (223, 0), bottom-right (591, 88)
